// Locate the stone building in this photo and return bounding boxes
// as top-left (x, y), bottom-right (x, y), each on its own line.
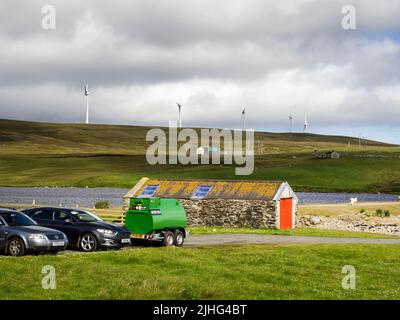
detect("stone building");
top-left (313, 150), bottom-right (340, 159)
top-left (123, 178), bottom-right (298, 230)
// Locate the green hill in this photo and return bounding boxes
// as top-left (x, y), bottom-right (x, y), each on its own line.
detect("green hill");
top-left (0, 118), bottom-right (394, 154)
top-left (0, 119), bottom-right (398, 193)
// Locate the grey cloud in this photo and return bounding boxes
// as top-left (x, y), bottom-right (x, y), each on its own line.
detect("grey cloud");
top-left (0, 0), bottom-right (399, 141)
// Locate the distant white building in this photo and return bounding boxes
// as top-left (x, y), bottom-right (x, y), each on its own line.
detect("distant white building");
top-left (196, 146), bottom-right (219, 155)
top-left (330, 151), bottom-right (340, 159)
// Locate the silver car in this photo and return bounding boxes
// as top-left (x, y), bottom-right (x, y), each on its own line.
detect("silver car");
top-left (0, 208), bottom-right (68, 256)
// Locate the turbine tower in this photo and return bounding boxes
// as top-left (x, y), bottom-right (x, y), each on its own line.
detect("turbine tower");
top-left (176, 103), bottom-right (182, 128)
top-left (303, 115), bottom-right (308, 132)
top-left (241, 108), bottom-right (246, 130)
top-left (84, 84), bottom-right (90, 124)
top-left (289, 112), bottom-right (293, 133)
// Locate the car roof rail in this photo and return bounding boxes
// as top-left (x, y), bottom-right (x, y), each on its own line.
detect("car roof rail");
top-left (0, 206), bottom-right (16, 210)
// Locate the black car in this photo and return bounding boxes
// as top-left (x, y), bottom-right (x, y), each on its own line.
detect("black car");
top-left (0, 209), bottom-right (68, 256)
top-left (22, 207), bottom-right (132, 252)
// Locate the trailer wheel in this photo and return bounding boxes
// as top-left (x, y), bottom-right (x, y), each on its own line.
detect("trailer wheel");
top-left (173, 230), bottom-right (184, 247)
top-left (163, 231), bottom-right (174, 247)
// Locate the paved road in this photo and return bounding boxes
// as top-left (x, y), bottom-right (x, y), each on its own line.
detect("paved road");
top-left (185, 234), bottom-right (400, 246)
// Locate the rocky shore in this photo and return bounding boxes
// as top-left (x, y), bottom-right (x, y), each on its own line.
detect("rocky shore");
top-left (298, 213), bottom-right (400, 236)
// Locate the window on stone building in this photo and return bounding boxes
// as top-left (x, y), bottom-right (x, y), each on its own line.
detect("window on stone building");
top-left (138, 185), bottom-right (160, 198)
top-left (191, 185), bottom-right (213, 199)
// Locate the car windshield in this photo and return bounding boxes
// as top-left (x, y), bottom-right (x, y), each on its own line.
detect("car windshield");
top-left (0, 211), bottom-right (36, 226)
top-left (69, 210), bottom-right (102, 222)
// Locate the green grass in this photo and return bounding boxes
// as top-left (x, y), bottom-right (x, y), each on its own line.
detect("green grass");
top-left (188, 226), bottom-right (400, 239)
top-left (0, 119), bottom-right (399, 192)
top-left (0, 118), bottom-right (394, 155)
top-left (0, 154), bottom-right (399, 193)
top-left (1, 244), bottom-right (400, 299)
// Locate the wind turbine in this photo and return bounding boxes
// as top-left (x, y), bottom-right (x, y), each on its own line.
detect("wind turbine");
top-left (241, 108), bottom-right (246, 130)
top-left (289, 112), bottom-right (293, 133)
top-left (176, 103), bottom-right (182, 128)
top-left (84, 84), bottom-right (90, 124)
top-left (303, 115), bottom-right (308, 132)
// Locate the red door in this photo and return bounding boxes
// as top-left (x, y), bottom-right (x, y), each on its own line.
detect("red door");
top-left (280, 198), bottom-right (293, 230)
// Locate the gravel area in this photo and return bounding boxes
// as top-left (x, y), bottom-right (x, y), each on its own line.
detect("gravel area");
top-left (185, 234), bottom-right (400, 246)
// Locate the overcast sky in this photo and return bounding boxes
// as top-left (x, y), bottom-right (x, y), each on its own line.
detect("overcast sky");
top-left (0, 0), bottom-right (399, 143)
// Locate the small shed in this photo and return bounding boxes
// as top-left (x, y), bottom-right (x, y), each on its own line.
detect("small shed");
top-left (196, 146), bottom-right (219, 156)
top-left (123, 178), bottom-right (298, 230)
top-left (329, 151), bottom-right (340, 159)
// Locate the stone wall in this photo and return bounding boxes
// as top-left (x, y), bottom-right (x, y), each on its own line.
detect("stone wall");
top-left (180, 199), bottom-right (278, 228)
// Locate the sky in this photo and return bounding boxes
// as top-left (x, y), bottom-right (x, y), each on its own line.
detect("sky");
top-left (0, 0), bottom-right (399, 143)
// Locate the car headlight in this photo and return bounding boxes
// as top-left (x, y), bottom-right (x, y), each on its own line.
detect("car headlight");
top-left (97, 229), bottom-right (117, 236)
top-left (29, 233), bottom-right (46, 240)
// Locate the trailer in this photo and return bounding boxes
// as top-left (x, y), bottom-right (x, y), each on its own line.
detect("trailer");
top-left (124, 197), bottom-right (187, 246)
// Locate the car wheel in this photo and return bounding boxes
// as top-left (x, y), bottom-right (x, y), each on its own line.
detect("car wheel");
top-left (8, 237), bottom-right (26, 257)
top-left (79, 233), bottom-right (98, 252)
top-left (173, 230), bottom-right (184, 247)
top-left (163, 231), bottom-right (175, 247)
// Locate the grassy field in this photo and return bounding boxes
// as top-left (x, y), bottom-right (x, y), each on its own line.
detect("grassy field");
top-left (299, 202), bottom-right (400, 217)
top-left (1, 154), bottom-right (399, 192)
top-left (1, 244), bottom-right (400, 300)
top-left (0, 119), bottom-right (399, 192)
top-left (0, 119), bottom-right (393, 156)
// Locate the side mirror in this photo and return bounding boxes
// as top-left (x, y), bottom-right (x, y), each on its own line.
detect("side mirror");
top-left (65, 218), bottom-right (74, 224)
